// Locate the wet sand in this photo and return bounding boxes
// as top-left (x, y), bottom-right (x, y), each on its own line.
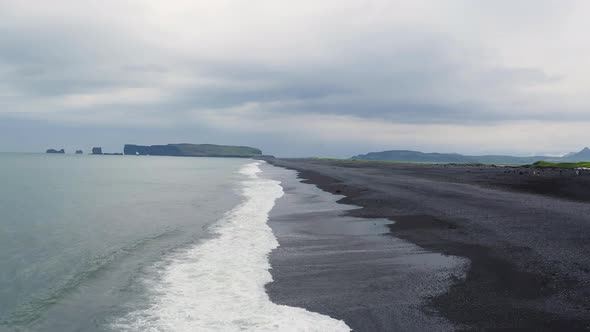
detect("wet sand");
top-left (261, 164), bottom-right (467, 331)
top-left (263, 159), bottom-right (590, 331)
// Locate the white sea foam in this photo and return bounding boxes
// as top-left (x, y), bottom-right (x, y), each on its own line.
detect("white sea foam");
top-left (114, 161), bottom-right (350, 332)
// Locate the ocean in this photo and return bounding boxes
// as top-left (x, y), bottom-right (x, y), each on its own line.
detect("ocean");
top-left (0, 154), bottom-right (348, 332)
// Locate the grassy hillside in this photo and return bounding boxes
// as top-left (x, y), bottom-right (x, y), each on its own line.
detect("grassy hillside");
top-left (532, 161), bottom-right (590, 169)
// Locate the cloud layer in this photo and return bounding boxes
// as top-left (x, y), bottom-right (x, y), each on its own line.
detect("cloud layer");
top-left (1, 0), bottom-right (590, 156)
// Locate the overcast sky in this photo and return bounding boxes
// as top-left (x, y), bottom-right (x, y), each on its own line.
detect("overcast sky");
top-left (1, 0), bottom-right (589, 157)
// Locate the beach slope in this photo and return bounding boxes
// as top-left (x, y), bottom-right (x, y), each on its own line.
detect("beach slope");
top-left (265, 158), bottom-right (590, 330)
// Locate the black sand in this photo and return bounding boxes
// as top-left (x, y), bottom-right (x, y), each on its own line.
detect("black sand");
top-left (264, 159), bottom-right (590, 331)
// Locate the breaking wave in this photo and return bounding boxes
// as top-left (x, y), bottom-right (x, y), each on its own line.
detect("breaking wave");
top-left (114, 161), bottom-right (350, 331)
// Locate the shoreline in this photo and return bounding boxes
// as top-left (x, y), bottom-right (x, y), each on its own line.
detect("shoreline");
top-left (264, 158), bottom-right (590, 330)
top-left (262, 163), bottom-right (465, 331)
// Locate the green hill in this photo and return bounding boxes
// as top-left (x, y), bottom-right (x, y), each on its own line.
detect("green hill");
top-left (351, 150), bottom-right (555, 165)
top-left (352, 147), bottom-right (590, 165)
top-left (532, 161), bottom-right (590, 169)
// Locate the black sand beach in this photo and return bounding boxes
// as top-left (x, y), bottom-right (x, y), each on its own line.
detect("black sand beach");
top-left (264, 159), bottom-right (590, 331)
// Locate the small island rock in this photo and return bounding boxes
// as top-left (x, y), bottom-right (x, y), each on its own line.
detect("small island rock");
top-left (46, 149), bottom-right (65, 154)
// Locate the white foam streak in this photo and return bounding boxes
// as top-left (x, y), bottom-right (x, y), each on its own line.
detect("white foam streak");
top-left (115, 161), bottom-right (350, 332)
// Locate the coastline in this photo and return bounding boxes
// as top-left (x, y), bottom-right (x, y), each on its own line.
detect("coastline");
top-left (261, 162), bottom-right (467, 331)
top-left (263, 158), bottom-right (590, 331)
top-left (112, 160), bottom-right (349, 331)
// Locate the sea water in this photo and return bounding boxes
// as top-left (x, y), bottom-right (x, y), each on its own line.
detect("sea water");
top-left (0, 153), bottom-right (348, 332)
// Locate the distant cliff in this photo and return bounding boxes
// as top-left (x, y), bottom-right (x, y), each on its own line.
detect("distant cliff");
top-left (46, 149), bottom-right (65, 154)
top-left (124, 144), bottom-right (262, 158)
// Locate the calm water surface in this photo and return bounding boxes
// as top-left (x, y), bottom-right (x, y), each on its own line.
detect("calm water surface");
top-left (0, 154), bottom-right (247, 331)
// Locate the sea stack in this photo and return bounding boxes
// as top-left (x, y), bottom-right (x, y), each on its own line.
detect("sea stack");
top-left (46, 149), bottom-right (65, 154)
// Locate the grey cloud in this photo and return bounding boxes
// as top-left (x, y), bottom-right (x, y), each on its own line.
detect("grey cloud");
top-left (0, 9), bottom-right (565, 124)
top-left (0, 40), bottom-right (569, 125)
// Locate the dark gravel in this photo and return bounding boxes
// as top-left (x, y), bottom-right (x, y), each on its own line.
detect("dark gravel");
top-left (264, 158), bottom-right (590, 331)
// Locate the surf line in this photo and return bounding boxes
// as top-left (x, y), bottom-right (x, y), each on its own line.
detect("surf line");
top-left (115, 161), bottom-right (350, 332)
